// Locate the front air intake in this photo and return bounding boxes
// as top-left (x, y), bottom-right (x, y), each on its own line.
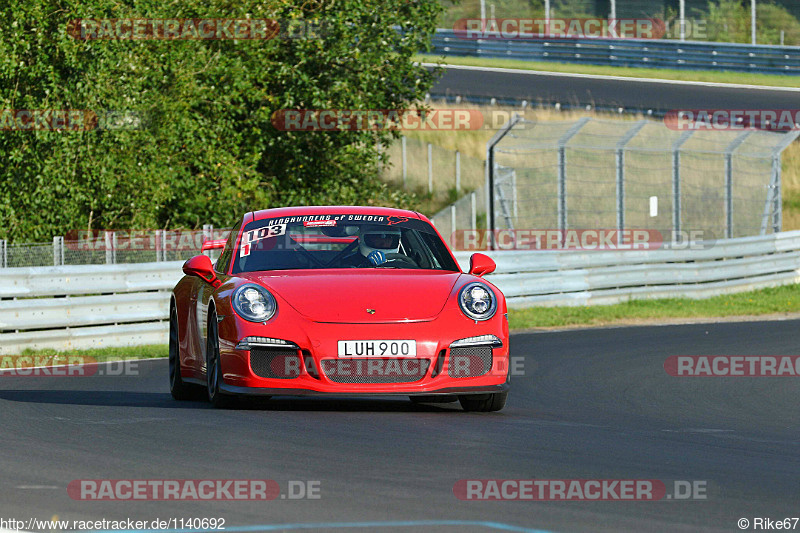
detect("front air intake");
top-left (448, 345), bottom-right (493, 378)
top-left (249, 347), bottom-right (302, 379)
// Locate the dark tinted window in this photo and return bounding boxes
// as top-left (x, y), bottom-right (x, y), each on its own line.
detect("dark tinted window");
top-left (231, 214), bottom-right (459, 273)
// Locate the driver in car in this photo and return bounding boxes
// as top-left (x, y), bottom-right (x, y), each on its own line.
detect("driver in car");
top-left (347, 225), bottom-right (403, 267)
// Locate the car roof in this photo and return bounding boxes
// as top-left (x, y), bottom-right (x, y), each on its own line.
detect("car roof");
top-left (247, 206), bottom-right (425, 223)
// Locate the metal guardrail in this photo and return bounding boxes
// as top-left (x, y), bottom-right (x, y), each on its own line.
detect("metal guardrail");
top-left (431, 29), bottom-right (800, 75)
top-left (2, 231), bottom-right (799, 352)
top-left (0, 262), bottom-right (183, 354)
top-left (455, 230), bottom-right (800, 307)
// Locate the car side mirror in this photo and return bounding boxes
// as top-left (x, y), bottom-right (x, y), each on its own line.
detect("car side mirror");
top-left (183, 255), bottom-right (221, 287)
top-left (468, 253), bottom-right (496, 277)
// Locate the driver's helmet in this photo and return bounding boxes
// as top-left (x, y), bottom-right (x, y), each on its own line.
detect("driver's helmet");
top-left (358, 225), bottom-right (401, 259)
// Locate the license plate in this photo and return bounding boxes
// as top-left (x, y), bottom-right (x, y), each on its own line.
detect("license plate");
top-left (337, 340), bottom-right (417, 357)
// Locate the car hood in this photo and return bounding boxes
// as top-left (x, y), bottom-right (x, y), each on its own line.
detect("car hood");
top-left (239, 270), bottom-right (462, 323)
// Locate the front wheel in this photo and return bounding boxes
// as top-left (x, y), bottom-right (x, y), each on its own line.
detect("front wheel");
top-left (206, 310), bottom-right (234, 408)
top-left (458, 392), bottom-right (507, 412)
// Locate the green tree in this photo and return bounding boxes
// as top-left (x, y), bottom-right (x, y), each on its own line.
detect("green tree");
top-left (0, 0), bottom-right (441, 242)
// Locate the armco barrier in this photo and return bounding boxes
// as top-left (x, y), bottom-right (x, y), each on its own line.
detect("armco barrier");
top-left (2, 231), bottom-right (800, 352)
top-left (453, 231), bottom-right (800, 307)
top-left (0, 261), bottom-right (183, 354)
top-left (431, 29), bottom-right (800, 75)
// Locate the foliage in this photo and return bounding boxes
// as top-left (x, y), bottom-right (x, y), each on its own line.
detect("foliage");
top-left (0, 0), bottom-right (442, 241)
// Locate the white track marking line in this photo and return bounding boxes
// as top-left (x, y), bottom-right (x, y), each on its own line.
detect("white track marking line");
top-left (423, 62), bottom-right (800, 93)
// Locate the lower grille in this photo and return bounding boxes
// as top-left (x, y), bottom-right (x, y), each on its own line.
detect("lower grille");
top-left (321, 358), bottom-right (430, 384)
top-left (250, 347), bottom-right (301, 379)
top-left (448, 345), bottom-right (493, 378)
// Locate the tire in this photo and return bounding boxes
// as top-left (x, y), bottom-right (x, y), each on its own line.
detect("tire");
top-left (409, 395), bottom-right (458, 404)
top-left (206, 309), bottom-right (234, 409)
top-left (458, 392), bottom-right (508, 412)
top-left (169, 306), bottom-right (195, 400)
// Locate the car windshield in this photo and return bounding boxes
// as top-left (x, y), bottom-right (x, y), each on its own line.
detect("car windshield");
top-left (231, 213), bottom-right (460, 273)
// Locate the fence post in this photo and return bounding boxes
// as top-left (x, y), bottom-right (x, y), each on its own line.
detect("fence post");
top-left (485, 114), bottom-right (524, 249)
top-left (616, 120), bottom-right (648, 236)
top-left (671, 130), bottom-right (694, 240)
top-left (556, 117), bottom-right (591, 233)
top-left (455, 150), bottom-right (461, 192)
top-left (450, 205), bottom-right (457, 248)
top-left (401, 136), bottom-right (407, 189)
top-left (53, 236), bottom-right (63, 266)
top-left (104, 231), bottom-right (113, 264)
top-left (724, 131), bottom-right (752, 239)
top-left (0, 239), bottom-right (5, 268)
top-left (773, 154), bottom-right (782, 233)
top-left (764, 130), bottom-right (800, 234)
top-left (155, 230), bottom-right (162, 262)
top-left (470, 191), bottom-right (477, 231)
top-left (203, 224), bottom-right (213, 257)
top-left (427, 143), bottom-right (433, 194)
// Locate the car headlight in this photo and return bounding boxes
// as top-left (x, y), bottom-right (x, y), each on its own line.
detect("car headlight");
top-left (232, 284), bottom-right (277, 323)
top-left (458, 282), bottom-right (497, 321)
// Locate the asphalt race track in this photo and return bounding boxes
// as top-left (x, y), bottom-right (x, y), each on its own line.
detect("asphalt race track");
top-left (1, 320), bottom-right (799, 532)
top-left (428, 64), bottom-right (800, 114)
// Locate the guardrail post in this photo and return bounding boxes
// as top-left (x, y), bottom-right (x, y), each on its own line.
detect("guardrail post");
top-left (671, 131), bottom-right (694, 240)
top-left (616, 121), bottom-right (648, 237)
top-left (0, 239), bottom-right (5, 268)
top-left (724, 131), bottom-right (752, 239)
top-left (556, 117), bottom-right (591, 234)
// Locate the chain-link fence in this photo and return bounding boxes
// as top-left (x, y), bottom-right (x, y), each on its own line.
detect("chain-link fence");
top-left (382, 136), bottom-right (485, 202)
top-left (437, 0), bottom-right (800, 44)
top-left (430, 115), bottom-right (800, 249)
top-left (0, 227), bottom-right (228, 268)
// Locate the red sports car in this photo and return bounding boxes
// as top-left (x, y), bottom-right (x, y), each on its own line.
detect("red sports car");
top-left (170, 206), bottom-right (509, 411)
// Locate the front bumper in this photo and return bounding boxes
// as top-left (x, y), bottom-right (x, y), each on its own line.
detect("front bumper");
top-left (216, 306), bottom-right (510, 396)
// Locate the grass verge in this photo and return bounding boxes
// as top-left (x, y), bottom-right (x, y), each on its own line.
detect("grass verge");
top-left (508, 284), bottom-right (800, 330)
top-left (18, 344), bottom-right (167, 362)
top-left (418, 54), bottom-right (800, 88)
top-left (8, 285), bottom-right (800, 364)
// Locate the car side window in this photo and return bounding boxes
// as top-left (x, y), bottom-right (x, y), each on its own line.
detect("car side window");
top-left (214, 220), bottom-right (242, 274)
